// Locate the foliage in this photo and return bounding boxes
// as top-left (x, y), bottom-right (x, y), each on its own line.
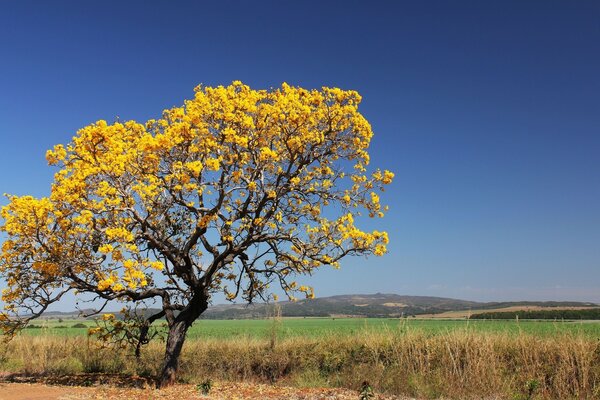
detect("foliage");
top-left (196, 378), bottom-right (212, 395)
top-left (470, 308), bottom-right (600, 320)
top-left (0, 81), bottom-right (392, 384)
top-left (359, 381), bottom-right (374, 400)
top-left (87, 310), bottom-right (167, 357)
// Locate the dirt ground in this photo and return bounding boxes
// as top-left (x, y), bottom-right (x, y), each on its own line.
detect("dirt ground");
top-left (0, 375), bottom-right (408, 400)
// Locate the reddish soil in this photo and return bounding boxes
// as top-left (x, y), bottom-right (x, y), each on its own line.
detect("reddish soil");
top-left (0, 374), bottom-right (407, 400)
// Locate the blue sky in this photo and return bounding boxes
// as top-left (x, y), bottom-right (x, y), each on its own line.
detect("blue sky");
top-left (1, 1), bottom-right (599, 306)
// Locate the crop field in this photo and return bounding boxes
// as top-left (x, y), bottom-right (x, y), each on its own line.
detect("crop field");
top-left (20, 317), bottom-right (600, 339)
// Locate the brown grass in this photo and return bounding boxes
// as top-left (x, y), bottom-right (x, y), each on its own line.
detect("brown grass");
top-left (1, 330), bottom-right (599, 399)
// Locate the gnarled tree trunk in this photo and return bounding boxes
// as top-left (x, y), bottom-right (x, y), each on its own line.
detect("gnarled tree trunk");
top-left (159, 294), bottom-right (208, 387)
top-left (160, 319), bottom-right (189, 387)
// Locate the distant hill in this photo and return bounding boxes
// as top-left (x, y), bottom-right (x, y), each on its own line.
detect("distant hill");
top-left (39, 294), bottom-right (598, 320)
top-left (199, 294), bottom-right (598, 319)
top-left (38, 309), bottom-right (97, 319)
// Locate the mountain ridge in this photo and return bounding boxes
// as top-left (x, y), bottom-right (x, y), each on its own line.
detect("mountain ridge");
top-left (39, 293), bottom-right (598, 319)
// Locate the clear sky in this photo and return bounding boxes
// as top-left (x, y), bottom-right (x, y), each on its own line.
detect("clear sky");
top-left (1, 1), bottom-right (599, 306)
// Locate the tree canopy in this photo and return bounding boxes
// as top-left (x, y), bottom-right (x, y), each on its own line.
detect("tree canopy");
top-left (0, 81), bottom-right (393, 385)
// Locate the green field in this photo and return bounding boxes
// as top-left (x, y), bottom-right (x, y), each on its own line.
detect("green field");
top-left (19, 317), bottom-right (600, 339)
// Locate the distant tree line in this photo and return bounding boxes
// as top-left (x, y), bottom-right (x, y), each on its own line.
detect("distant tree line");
top-left (470, 308), bottom-right (600, 320)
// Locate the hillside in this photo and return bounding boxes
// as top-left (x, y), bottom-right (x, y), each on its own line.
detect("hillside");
top-left (39, 294), bottom-right (598, 320)
top-left (199, 294), bottom-right (597, 319)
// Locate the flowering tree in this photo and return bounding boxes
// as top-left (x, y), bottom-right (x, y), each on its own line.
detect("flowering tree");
top-left (0, 82), bottom-right (393, 386)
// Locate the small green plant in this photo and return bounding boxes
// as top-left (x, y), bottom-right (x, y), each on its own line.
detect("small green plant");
top-left (359, 380), bottom-right (374, 400)
top-left (514, 379), bottom-right (540, 400)
top-left (525, 379), bottom-right (540, 400)
top-left (196, 379), bottom-right (212, 395)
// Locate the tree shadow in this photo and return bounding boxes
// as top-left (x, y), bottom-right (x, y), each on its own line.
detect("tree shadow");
top-left (0, 372), bottom-right (158, 388)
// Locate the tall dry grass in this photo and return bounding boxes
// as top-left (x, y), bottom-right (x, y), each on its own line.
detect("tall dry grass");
top-left (1, 328), bottom-right (599, 399)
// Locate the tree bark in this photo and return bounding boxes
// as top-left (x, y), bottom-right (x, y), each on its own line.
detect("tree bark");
top-left (159, 319), bottom-right (189, 387)
top-left (159, 292), bottom-right (208, 387)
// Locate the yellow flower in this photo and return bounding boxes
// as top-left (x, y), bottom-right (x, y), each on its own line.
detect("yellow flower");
top-left (98, 244), bottom-right (113, 254)
top-left (186, 160), bottom-right (203, 175)
top-left (149, 260), bottom-right (164, 270)
top-left (205, 157), bottom-right (220, 171)
top-left (259, 147), bottom-right (278, 161)
top-left (374, 244), bottom-right (387, 256)
top-left (112, 283), bottom-right (125, 291)
top-left (97, 278), bottom-right (114, 291)
top-left (383, 170), bottom-right (394, 184)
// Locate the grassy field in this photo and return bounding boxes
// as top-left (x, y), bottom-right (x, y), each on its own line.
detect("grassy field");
top-left (3, 326), bottom-right (600, 399)
top-left (21, 317), bottom-right (600, 339)
top-left (15, 316), bottom-right (600, 398)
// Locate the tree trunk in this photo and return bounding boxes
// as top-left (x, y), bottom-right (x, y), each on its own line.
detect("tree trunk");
top-left (158, 293), bottom-right (208, 387)
top-left (159, 319), bottom-right (189, 387)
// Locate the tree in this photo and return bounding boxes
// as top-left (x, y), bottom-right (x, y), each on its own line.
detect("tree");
top-left (0, 82), bottom-right (393, 386)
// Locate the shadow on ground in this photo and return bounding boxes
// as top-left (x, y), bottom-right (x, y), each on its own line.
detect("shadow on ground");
top-left (0, 372), bottom-right (157, 388)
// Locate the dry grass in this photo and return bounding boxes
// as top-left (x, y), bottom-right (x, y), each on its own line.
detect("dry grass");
top-left (1, 329), bottom-right (599, 399)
